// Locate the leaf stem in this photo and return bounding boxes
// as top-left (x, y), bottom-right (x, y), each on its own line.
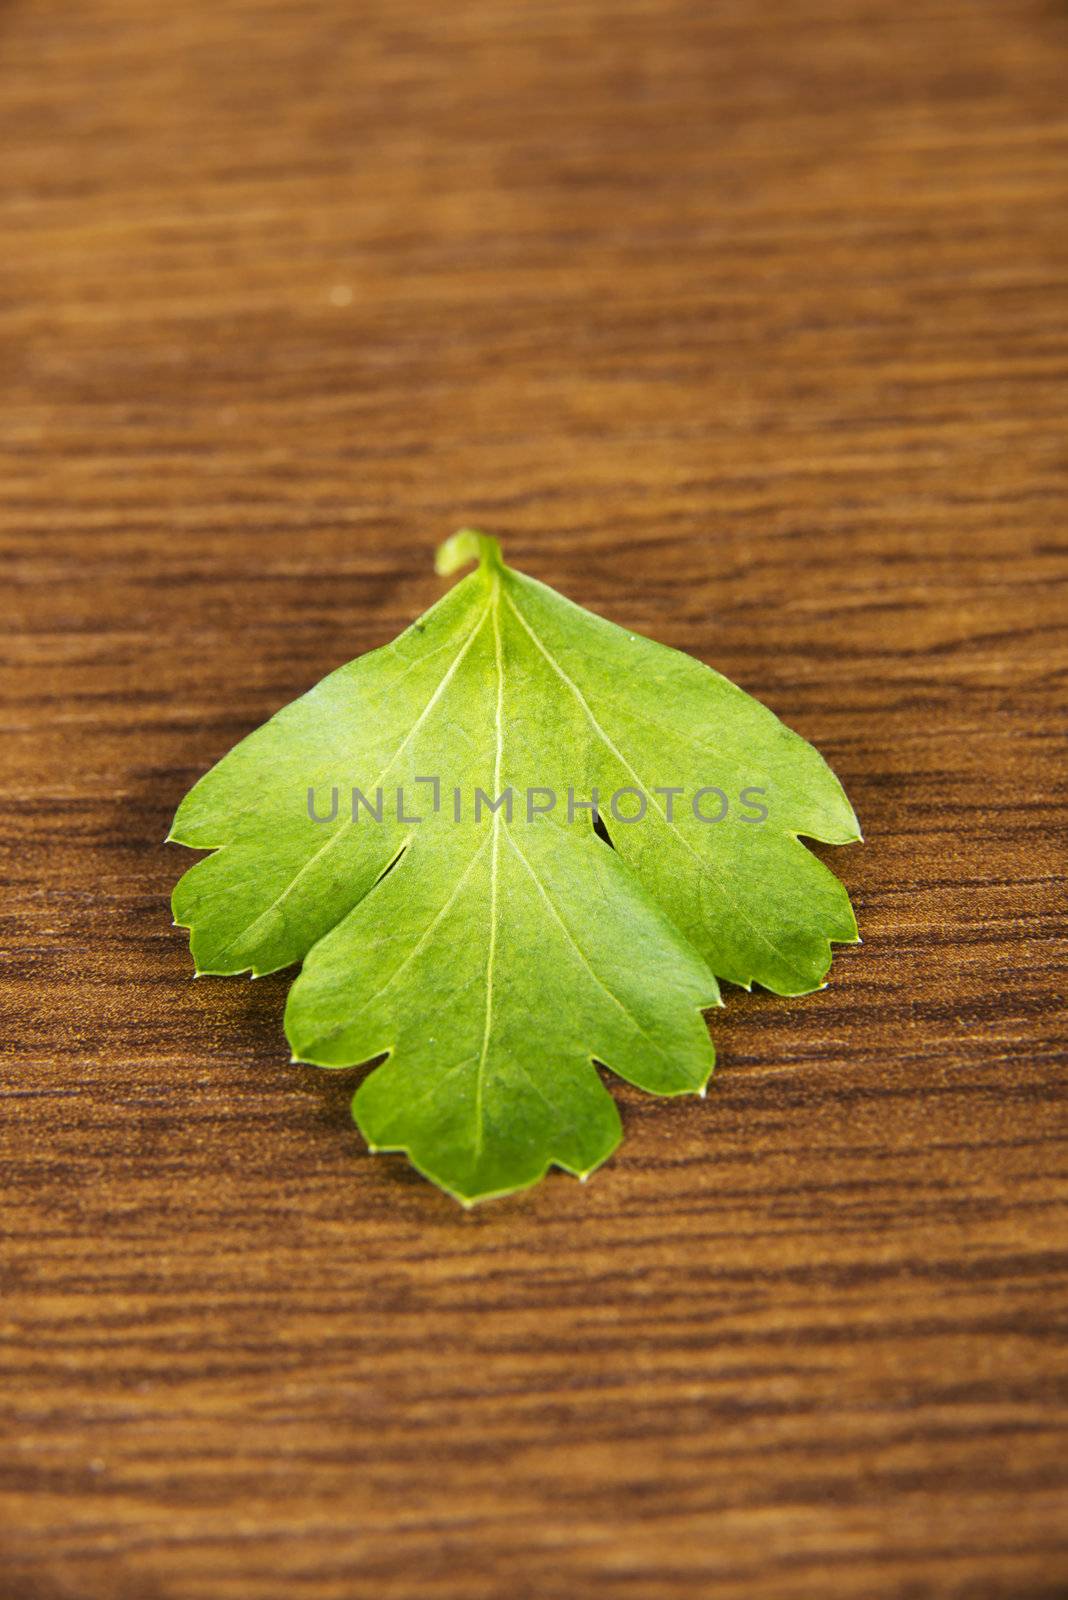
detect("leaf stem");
top-left (435, 528), bottom-right (504, 577)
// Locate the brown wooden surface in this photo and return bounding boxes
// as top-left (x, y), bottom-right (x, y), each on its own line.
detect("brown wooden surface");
top-left (2, 2), bottom-right (1067, 1597)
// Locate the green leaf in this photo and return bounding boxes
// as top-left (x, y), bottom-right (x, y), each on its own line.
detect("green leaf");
top-left (170, 532), bottom-right (860, 1204)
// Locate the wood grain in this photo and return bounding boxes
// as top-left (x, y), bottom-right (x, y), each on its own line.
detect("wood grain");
top-left (1, 1), bottom-right (1066, 1596)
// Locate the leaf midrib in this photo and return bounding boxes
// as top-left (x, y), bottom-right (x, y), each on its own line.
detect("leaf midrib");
top-left (473, 574), bottom-right (504, 1160)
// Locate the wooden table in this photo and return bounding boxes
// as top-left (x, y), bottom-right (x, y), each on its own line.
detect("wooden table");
top-left (2, 2), bottom-right (1066, 1596)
